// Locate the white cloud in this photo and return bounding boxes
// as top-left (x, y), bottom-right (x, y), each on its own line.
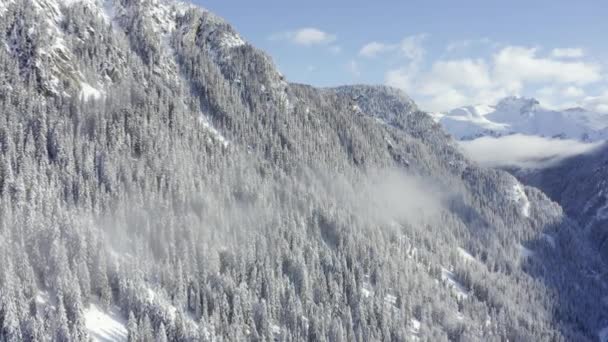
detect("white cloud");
top-left (385, 67), bottom-right (413, 91)
top-left (493, 46), bottom-right (601, 86)
top-left (551, 48), bottom-right (585, 58)
top-left (399, 34), bottom-right (427, 61)
top-left (535, 86), bottom-right (586, 109)
top-left (359, 34), bottom-right (427, 62)
top-left (581, 90), bottom-right (608, 113)
top-left (383, 41), bottom-right (602, 112)
top-left (359, 42), bottom-right (394, 58)
top-left (459, 134), bottom-right (602, 169)
top-left (387, 58), bottom-right (504, 110)
top-left (425, 59), bottom-right (491, 90)
top-left (269, 27), bottom-right (336, 46)
top-left (423, 88), bottom-right (470, 112)
top-left (562, 86), bottom-right (584, 97)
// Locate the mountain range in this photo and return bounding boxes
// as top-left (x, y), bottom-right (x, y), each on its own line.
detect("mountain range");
top-left (0, 0), bottom-right (606, 341)
top-left (436, 96), bottom-right (608, 141)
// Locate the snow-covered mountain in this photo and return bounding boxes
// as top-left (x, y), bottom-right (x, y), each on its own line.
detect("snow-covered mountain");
top-left (0, 1), bottom-right (607, 341)
top-left (438, 96), bottom-right (608, 141)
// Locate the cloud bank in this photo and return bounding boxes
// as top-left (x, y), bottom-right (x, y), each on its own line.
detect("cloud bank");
top-left (459, 134), bottom-right (603, 169)
top-left (383, 41), bottom-right (603, 112)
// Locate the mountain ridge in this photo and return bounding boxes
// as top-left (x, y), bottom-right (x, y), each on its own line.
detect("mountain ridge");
top-left (437, 96), bottom-right (608, 141)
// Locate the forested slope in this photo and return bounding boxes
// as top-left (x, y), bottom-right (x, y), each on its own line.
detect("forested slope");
top-left (0, 0), bottom-right (606, 341)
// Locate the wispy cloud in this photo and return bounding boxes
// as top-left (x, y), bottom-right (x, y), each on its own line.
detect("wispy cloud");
top-left (399, 34), bottom-right (428, 61)
top-left (269, 27), bottom-right (336, 46)
top-left (445, 38), bottom-right (494, 52)
top-left (346, 60), bottom-right (361, 77)
top-left (359, 34), bottom-right (427, 61)
top-left (551, 47), bottom-right (585, 58)
top-left (359, 42), bottom-right (395, 58)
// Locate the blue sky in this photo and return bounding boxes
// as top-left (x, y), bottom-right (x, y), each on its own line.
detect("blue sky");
top-left (192, 0), bottom-right (608, 112)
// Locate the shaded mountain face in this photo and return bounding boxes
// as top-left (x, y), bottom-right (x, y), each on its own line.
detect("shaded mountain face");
top-left (0, 1), bottom-right (606, 341)
top-left (518, 143), bottom-right (608, 260)
top-left (438, 96), bottom-right (608, 141)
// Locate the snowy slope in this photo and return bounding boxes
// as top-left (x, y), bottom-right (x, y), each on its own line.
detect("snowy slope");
top-left (85, 304), bottom-right (128, 342)
top-left (439, 96), bottom-right (608, 142)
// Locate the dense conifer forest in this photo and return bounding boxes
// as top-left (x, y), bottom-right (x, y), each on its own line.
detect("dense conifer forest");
top-left (0, 0), bottom-right (606, 341)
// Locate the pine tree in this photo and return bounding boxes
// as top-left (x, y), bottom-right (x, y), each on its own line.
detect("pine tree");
top-left (127, 311), bottom-right (139, 342)
top-left (156, 322), bottom-right (168, 342)
top-left (139, 314), bottom-right (154, 342)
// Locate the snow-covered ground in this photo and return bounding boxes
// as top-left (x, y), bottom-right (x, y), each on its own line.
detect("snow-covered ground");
top-left (35, 291), bottom-right (52, 307)
top-left (85, 303), bottom-right (128, 342)
top-left (510, 183), bottom-right (531, 217)
top-left (219, 31), bottom-right (246, 49)
top-left (457, 247), bottom-right (478, 264)
top-left (441, 268), bottom-right (469, 300)
top-left (409, 318), bottom-right (421, 340)
top-left (198, 115), bottom-right (229, 147)
top-left (80, 82), bottom-right (104, 101)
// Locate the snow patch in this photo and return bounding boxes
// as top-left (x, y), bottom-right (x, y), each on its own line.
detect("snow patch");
top-left (0, 0), bottom-right (15, 16)
top-left (441, 268), bottom-right (469, 300)
top-left (146, 287), bottom-right (156, 301)
top-left (35, 291), bottom-right (51, 306)
top-left (198, 116), bottom-right (229, 147)
top-left (518, 244), bottom-right (534, 258)
top-left (361, 286), bottom-right (373, 298)
top-left (457, 247), bottom-right (477, 264)
top-left (599, 326), bottom-right (608, 342)
top-left (80, 82), bottom-right (104, 101)
top-left (509, 183), bottom-right (530, 217)
top-left (270, 324), bottom-right (282, 337)
top-left (409, 318), bottom-right (421, 340)
top-left (219, 32), bottom-right (245, 49)
top-left (384, 293), bottom-right (397, 306)
top-left (85, 303), bottom-right (128, 342)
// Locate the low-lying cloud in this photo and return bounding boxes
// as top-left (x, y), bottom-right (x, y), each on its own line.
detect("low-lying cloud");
top-left (459, 134), bottom-right (604, 169)
top-left (358, 169), bottom-right (445, 224)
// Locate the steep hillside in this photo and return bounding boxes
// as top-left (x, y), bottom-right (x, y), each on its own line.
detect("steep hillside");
top-left (0, 1), bottom-right (606, 341)
top-left (518, 143), bottom-right (608, 259)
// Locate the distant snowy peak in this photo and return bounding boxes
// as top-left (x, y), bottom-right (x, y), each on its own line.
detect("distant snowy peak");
top-left (439, 96), bottom-right (608, 142)
top-left (495, 96), bottom-right (539, 113)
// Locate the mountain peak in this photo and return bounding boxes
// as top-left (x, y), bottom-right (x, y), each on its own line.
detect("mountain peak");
top-left (440, 95), bottom-right (608, 141)
top-left (495, 96), bottom-right (540, 113)
top-left (564, 106), bottom-right (587, 112)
